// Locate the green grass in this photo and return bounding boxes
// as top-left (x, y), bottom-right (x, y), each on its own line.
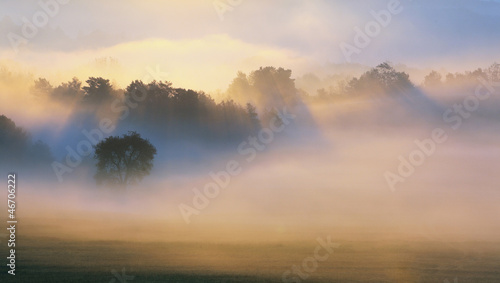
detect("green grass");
top-left (2, 237), bottom-right (500, 282)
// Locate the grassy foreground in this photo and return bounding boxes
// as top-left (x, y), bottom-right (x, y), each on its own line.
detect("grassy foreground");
top-left (2, 236), bottom-right (500, 282)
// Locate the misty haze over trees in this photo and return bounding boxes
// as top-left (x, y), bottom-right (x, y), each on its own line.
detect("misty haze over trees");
top-left (1, 62), bottom-right (500, 185)
top-left (0, 114), bottom-right (52, 173)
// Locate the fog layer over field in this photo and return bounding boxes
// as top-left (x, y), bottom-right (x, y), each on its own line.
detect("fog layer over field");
top-left (6, 80), bottom-right (500, 244)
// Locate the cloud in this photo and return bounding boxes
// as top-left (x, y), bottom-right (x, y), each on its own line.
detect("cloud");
top-left (0, 34), bottom-right (311, 91)
top-left (1, 0), bottom-right (500, 75)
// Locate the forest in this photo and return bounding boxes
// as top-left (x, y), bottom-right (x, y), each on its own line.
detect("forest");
top-left (2, 62), bottom-right (500, 184)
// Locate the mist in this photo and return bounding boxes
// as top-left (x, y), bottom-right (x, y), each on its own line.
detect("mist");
top-left (1, 62), bottom-right (499, 247)
top-left (2, 1), bottom-right (500, 282)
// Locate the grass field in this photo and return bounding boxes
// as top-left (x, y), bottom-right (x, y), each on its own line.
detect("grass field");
top-left (2, 236), bottom-right (500, 282)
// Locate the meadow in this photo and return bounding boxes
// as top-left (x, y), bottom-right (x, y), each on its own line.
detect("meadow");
top-left (3, 234), bottom-right (500, 282)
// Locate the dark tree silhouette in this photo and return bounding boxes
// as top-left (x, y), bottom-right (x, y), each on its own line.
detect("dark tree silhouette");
top-left (94, 131), bottom-right (157, 187)
top-left (52, 77), bottom-right (83, 103)
top-left (250, 67), bottom-right (296, 97)
top-left (347, 62), bottom-right (413, 94)
top-left (246, 103), bottom-right (261, 132)
top-left (122, 80), bottom-right (258, 142)
top-left (32, 77), bottom-right (83, 104)
top-left (82, 77), bottom-right (114, 104)
top-left (0, 115), bottom-right (52, 166)
top-left (0, 115), bottom-right (29, 160)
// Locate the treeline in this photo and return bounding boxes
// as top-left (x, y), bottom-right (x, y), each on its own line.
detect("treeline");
top-left (31, 66), bottom-right (305, 145)
top-left (225, 67), bottom-right (300, 109)
top-left (302, 62), bottom-right (500, 102)
top-left (0, 115), bottom-right (52, 170)
top-left (122, 80), bottom-right (261, 142)
top-left (31, 77), bottom-right (265, 144)
top-left (0, 66), bottom-right (303, 178)
top-left (301, 63), bottom-right (414, 102)
top-left (422, 63), bottom-right (500, 88)
top-left (2, 63), bottom-right (498, 171)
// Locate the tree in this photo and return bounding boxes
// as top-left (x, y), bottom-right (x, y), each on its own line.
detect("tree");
top-left (82, 77), bottom-right (114, 104)
top-left (121, 80), bottom-right (257, 142)
top-left (347, 62), bottom-right (413, 94)
top-left (0, 115), bottom-right (29, 161)
top-left (52, 77), bottom-right (83, 103)
top-left (227, 71), bottom-right (254, 104)
top-left (423, 71), bottom-right (442, 88)
top-left (94, 131), bottom-right (157, 187)
top-left (0, 115), bottom-right (52, 166)
top-left (249, 66), bottom-right (298, 107)
top-left (31, 78), bottom-right (53, 97)
top-left (226, 67), bottom-right (301, 110)
top-left (246, 103), bottom-right (260, 132)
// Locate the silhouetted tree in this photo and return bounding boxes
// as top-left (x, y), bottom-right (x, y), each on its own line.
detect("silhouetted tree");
top-left (246, 103), bottom-right (260, 132)
top-left (122, 80), bottom-right (257, 142)
top-left (0, 115), bottom-right (52, 165)
top-left (94, 131), bottom-right (157, 187)
top-left (52, 77), bottom-right (83, 103)
top-left (423, 71), bottom-right (442, 88)
top-left (443, 67), bottom-right (492, 87)
top-left (0, 115), bottom-right (29, 160)
top-left (31, 78), bottom-right (53, 97)
top-left (226, 66), bottom-right (302, 112)
top-left (249, 66), bottom-right (298, 107)
top-left (31, 77), bottom-right (84, 105)
top-left (82, 77), bottom-right (114, 104)
top-left (347, 62), bottom-right (413, 95)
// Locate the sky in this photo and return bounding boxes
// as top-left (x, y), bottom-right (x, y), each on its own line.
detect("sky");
top-left (1, 0), bottom-right (500, 90)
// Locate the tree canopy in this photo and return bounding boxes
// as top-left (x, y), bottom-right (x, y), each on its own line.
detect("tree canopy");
top-left (226, 66), bottom-right (300, 109)
top-left (347, 63), bottom-right (413, 95)
top-left (0, 115), bottom-right (52, 166)
top-left (94, 131), bottom-right (157, 187)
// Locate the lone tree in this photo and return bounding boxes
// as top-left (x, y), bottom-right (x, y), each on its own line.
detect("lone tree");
top-left (94, 131), bottom-right (157, 187)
